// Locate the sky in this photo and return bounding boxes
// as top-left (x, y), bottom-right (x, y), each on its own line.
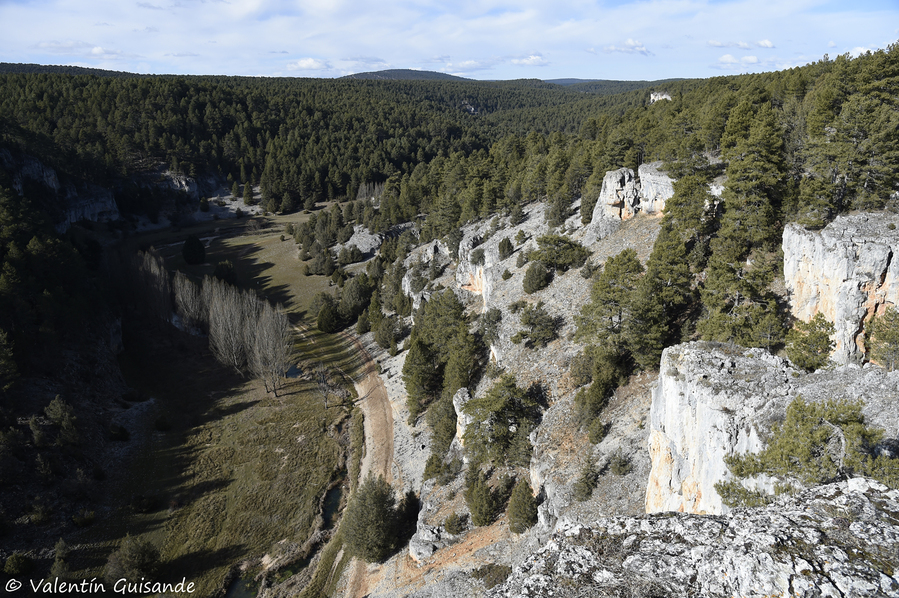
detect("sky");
top-left (1, 0), bottom-right (897, 81)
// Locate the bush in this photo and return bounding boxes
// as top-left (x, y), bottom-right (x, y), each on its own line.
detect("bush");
top-left (715, 397), bottom-right (899, 507)
top-left (444, 511), bottom-right (467, 535)
top-left (573, 460), bottom-right (599, 501)
top-left (570, 351), bottom-right (594, 387)
top-left (342, 475), bottom-right (400, 562)
top-left (465, 470), bottom-right (497, 526)
top-left (470, 248), bottom-right (485, 265)
top-left (609, 450), bottom-right (632, 476)
top-left (509, 299), bottom-right (527, 314)
top-left (530, 235), bottom-right (590, 271)
top-left (501, 269), bottom-right (512, 281)
top-left (4, 552), bottom-right (32, 575)
top-left (506, 479), bottom-right (538, 534)
top-left (182, 234), bottom-right (206, 265)
top-left (72, 509), bottom-right (96, 527)
top-left (498, 238), bottom-right (514, 260)
top-left (472, 564), bottom-right (512, 590)
top-left (785, 313), bottom-right (834, 371)
top-left (522, 261), bottom-right (549, 294)
top-left (213, 260), bottom-right (237, 285)
top-left (104, 535), bottom-right (160, 584)
top-left (587, 418), bottom-right (610, 444)
top-left (516, 251), bottom-right (528, 268)
top-left (518, 301), bottom-right (558, 348)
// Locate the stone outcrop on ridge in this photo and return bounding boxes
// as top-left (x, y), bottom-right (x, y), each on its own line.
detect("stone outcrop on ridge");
top-left (491, 477), bottom-right (899, 598)
top-left (646, 341), bottom-right (899, 515)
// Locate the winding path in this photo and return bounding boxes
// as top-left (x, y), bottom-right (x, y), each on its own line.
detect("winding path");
top-left (342, 333), bottom-right (397, 598)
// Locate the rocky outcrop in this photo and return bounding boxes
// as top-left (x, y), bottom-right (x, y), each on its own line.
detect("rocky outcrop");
top-left (452, 387), bottom-right (474, 447)
top-left (0, 148), bottom-right (119, 231)
top-left (583, 163), bottom-right (674, 244)
top-left (492, 478), bottom-right (899, 598)
top-left (647, 341), bottom-right (899, 516)
top-left (783, 213), bottom-right (899, 364)
top-left (636, 162), bottom-right (673, 215)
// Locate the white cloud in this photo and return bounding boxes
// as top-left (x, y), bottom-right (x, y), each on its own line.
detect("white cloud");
top-left (737, 41), bottom-right (750, 49)
top-left (136, 2), bottom-right (164, 9)
top-left (708, 40), bottom-right (749, 49)
top-left (742, 55), bottom-right (759, 64)
top-left (756, 39), bottom-right (774, 48)
top-left (287, 58), bottom-right (331, 71)
top-left (604, 39), bottom-right (651, 56)
top-left (718, 54), bottom-right (738, 65)
top-left (707, 40), bottom-right (726, 47)
top-left (828, 41), bottom-right (837, 48)
top-left (512, 54), bottom-right (548, 66)
top-left (849, 46), bottom-right (871, 57)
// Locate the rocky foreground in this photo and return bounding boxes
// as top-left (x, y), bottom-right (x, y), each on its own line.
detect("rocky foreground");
top-left (491, 477), bottom-right (899, 598)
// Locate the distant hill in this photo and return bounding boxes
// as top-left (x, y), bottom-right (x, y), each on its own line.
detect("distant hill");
top-left (0, 63), bottom-right (141, 78)
top-left (340, 69), bottom-right (471, 82)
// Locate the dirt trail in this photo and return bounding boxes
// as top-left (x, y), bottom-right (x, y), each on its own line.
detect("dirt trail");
top-left (342, 333), bottom-right (397, 598)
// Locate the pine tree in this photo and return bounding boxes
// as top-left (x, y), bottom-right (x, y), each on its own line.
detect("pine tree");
top-left (181, 234), bottom-right (205, 265)
top-left (402, 332), bottom-right (440, 420)
top-left (866, 306), bottom-right (899, 371)
top-left (786, 313), bottom-right (835, 371)
top-left (465, 470), bottom-right (496, 527)
top-left (506, 479), bottom-right (537, 534)
top-left (342, 475), bottom-right (399, 562)
top-left (522, 261), bottom-right (549, 294)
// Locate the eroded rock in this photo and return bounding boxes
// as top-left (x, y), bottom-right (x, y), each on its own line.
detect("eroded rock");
top-left (493, 478), bottom-right (899, 598)
top-left (647, 341), bottom-right (899, 515)
top-left (783, 214), bottom-right (899, 364)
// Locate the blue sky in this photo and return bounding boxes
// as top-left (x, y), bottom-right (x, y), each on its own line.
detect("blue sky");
top-left (1, 0), bottom-right (896, 80)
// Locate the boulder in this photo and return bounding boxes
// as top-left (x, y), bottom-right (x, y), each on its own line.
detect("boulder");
top-left (783, 213), bottom-right (899, 364)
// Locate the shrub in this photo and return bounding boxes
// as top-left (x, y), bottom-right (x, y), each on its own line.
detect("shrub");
top-left (509, 300), bottom-right (527, 314)
top-left (501, 269), bottom-right (512, 281)
top-left (472, 564), bottom-right (512, 590)
top-left (506, 479), bottom-right (538, 534)
top-left (715, 397), bottom-right (899, 507)
top-left (518, 301), bottom-right (558, 348)
top-left (515, 230), bottom-right (527, 245)
top-left (587, 418), bottom-right (610, 444)
top-left (522, 261), bottom-right (549, 294)
top-left (444, 511), bottom-right (466, 535)
top-left (573, 461), bottom-right (599, 501)
top-left (530, 235), bottom-right (590, 271)
top-left (104, 535), bottom-right (160, 584)
top-left (465, 470), bottom-right (497, 527)
top-left (4, 552), bottom-right (32, 575)
top-left (580, 260), bottom-right (598, 279)
top-left (498, 238), bottom-right (514, 260)
top-left (470, 248), bottom-right (485, 266)
top-left (72, 509), bottom-right (96, 527)
top-left (609, 450), bottom-right (632, 476)
top-left (516, 251), bottom-right (528, 268)
top-left (570, 351), bottom-right (594, 387)
top-left (785, 313), bottom-right (834, 371)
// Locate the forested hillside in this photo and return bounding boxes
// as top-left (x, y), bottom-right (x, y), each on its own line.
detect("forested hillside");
top-left (0, 42), bottom-right (897, 589)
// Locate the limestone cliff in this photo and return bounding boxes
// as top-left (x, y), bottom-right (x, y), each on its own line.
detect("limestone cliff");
top-left (783, 213), bottom-right (899, 364)
top-left (493, 478), bottom-right (899, 598)
top-left (647, 341), bottom-right (899, 516)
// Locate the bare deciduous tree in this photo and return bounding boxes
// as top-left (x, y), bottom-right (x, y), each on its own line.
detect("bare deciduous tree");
top-left (249, 302), bottom-right (291, 395)
top-left (135, 250), bottom-right (171, 327)
top-left (173, 271), bottom-right (203, 332)
top-left (205, 276), bottom-right (254, 373)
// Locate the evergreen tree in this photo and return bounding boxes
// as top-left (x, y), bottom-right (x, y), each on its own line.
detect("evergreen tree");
top-left (506, 479), bottom-right (537, 534)
top-left (498, 237), bottom-right (514, 260)
top-left (342, 475), bottom-right (399, 562)
top-left (104, 535), bottom-right (160, 584)
top-left (866, 306), bottom-right (899, 371)
top-left (463, 375), bottom-right (537, 465)
top-left (786, 313), bottom-right (835, 371)
top-left (402, 332), bottom-right (441, 420)
top-left (522, 261), bottom-right (549, 294)
top-left (465, 470), bottom-right (497, 527)
top-left (576, 248), bottom-right (643, 350)
top-left (181, 234), bottom-right (206, 265)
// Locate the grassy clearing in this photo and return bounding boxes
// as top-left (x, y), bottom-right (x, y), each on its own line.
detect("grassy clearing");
top-left (83, 209), bottom-right (368, 594)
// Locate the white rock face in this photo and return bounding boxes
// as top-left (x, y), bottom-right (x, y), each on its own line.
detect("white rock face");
top-left (492, 479), bottom-right (899, 598)
top-left (646, 341), bottom-right (899, 516)
top-left (452, 387), bottom-right (473, 447)
top-left (583, 163), bottom-right (675, 244)
top-left (783, 214), bottom-right (899, 364)
top-left (636, 162), bottom-right (674, 215)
